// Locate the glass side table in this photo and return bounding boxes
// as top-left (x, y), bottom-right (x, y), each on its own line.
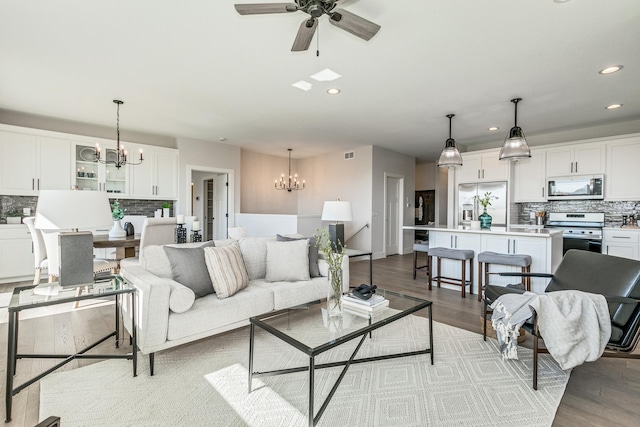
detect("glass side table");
top-left (4, 275), bottom-right (137, 422)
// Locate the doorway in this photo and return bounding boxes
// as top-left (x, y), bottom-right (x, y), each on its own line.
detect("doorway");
top-left (188, 165), bottom-right (233, 241)
top-left (384, 174), bottom-right (404, 256)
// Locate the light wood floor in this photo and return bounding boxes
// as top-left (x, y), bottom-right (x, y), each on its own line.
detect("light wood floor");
top-left (1, 253), bottom-right (639, 426)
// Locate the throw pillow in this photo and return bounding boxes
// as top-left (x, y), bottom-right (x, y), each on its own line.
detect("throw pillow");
top-left (265, 239), bottom-right (310, 282)
top-left (163, 241), bottom-right (215, 299)
top-left (277, 234), bottom-right (321, 277)
top-left (203, 243), bottom-right (250, 299)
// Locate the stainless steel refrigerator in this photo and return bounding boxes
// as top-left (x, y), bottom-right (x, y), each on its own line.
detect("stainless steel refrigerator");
top-left (457, 181), bottom-right (508, 226)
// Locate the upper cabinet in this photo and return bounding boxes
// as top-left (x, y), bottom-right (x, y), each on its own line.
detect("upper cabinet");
top-left (128, 144), bottom-right (178, 199)
top-left (605, 136), bottom-right (640, 201)
top-left (545, 143), bottom-right (605, 177)
top-left (73, 143), bottom-right (129, 196)
top-left (456, 149), bottom-right (510, 183)
top-left (0, 130), bottom-right (71, 195)
top-left (513, 148), bottom-right (547, 202)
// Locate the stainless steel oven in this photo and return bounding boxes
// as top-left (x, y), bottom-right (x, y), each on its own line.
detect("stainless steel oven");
top-left (547, 212), bottom-right (604, 254)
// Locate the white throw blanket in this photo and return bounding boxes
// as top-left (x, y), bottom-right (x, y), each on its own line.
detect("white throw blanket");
top-left (490, 292), bottom-right (538, 360)
top-left (529, 290), bottom-right (611, 370)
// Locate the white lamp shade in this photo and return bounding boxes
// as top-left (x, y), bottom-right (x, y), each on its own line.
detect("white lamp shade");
top-left (321, 201), bottom-right (353, 222)
top-left (34, 190), bottom-right (114, 230)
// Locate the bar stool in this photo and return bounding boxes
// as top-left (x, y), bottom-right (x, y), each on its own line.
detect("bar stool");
top-left (477, 251), bottom-right (532, 302)
top-left (428, 247), bottom-right (474, 298)
top-left (413, 242), bottom-right (430, 280)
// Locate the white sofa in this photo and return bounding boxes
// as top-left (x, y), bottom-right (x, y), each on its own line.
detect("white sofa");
top-left (121, 236), bottom-right (349, 374)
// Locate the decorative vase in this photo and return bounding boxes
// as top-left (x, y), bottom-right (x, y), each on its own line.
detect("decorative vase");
top-left (327, 268), bottom-right (343, 317)
top-left (479, 208), bottom-right (492, 229)
top-left (163, 208), bottom-right (170, 218)
top-left (109, 220), bottom-right (126, 238)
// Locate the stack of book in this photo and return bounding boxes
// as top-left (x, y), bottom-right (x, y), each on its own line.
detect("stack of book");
top-left (342, 293), bottom-right (389, 315)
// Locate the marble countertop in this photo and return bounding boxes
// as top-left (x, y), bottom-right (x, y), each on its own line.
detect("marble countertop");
top-left (403, 224), bottom-right (563, 238)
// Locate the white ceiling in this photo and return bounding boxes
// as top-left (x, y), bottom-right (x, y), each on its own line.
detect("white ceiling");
top-left (1, 0), bottom-right (639, 162)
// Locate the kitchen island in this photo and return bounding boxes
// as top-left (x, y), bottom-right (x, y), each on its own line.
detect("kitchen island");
top-left (404, 225), bottom-right (563, 293)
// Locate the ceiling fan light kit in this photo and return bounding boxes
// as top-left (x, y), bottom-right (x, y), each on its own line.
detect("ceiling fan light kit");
top-left (499, 98), bottom-right (531, 161)
top-left (437, 114), bottom-right (463, 168)
top-left (235, 1), bottom-right (381, 52)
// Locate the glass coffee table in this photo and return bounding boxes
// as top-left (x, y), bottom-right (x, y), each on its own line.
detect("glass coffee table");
top-left (4, 275), bottom-right (137, 422)
top-left (248, 289), bottom-right (433, 427)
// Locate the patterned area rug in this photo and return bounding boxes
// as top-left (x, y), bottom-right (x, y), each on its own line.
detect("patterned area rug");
top-left (40, 315), bottom-right (570, 426)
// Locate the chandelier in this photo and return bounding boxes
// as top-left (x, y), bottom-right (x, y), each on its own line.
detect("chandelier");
top-left (95, 100), bottom-right (144, 169)
top-left (275, 148), bottom-right (305, 192)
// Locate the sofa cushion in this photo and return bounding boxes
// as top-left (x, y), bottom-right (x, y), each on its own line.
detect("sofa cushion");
top-left (168, 280), bottom-right (196, 313)
top-left (204, 243), bottom-right (250, 299)
top-left (265, 240), bottom-right (310, 282)
top-left (238, 237), bottom-right (274, 280)
top-left (163, 242), bottom-right (216, 298)
top-left (252, 277), bottom-right (328, 310)
top-left (277, 234), bottom-right (321, 277)
top-left (143, 241), bottom-right (214, 279)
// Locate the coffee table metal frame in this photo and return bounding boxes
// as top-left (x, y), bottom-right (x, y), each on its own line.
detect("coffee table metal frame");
top-left (248, 290), bottom-right (433, 427)
top-left (4, 275), bottom-right (137, 422)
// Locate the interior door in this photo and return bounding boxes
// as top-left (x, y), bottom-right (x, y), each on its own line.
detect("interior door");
top-left (213, 174), bottom-right (228, 240)
top-left (385, 176), bottom-right (400, 255)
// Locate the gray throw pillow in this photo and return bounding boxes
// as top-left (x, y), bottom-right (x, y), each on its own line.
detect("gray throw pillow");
top-left (265, 240), bottom-right (310, 282)
top-left (163, 241), bottom-right (215, 298)
top-left (277, 234), bottom-right (321, 277)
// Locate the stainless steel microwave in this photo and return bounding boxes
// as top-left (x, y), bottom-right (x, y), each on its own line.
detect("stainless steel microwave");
top-left (547, 174), bottom-right (604, 200)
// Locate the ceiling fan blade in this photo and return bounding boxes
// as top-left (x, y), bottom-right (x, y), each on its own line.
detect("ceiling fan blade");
top-left (291, 19), bottom-right (318, 52)
top-left (329, 8), bottom-right (380, 41)
top-left (234, 3), bottom-right (297, 15)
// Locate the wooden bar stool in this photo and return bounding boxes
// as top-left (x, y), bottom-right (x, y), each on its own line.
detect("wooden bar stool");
top-left (413, 243), bottom-right (430, 280)
top-left (477, 251), bottom-right (532, 301)
top-left (428, 247), bottom-right (474, 298)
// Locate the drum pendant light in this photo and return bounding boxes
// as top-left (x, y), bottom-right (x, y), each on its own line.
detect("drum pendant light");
top-left (499, 98), bottom-right (531, 160)
top-left (437, 114), bottom-right (463, 168)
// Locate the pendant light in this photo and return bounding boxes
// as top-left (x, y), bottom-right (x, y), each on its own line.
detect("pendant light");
top-left (437, 114), bottom-right (463, 168)
top-left (275, 148), bottom-right (305, 191)
top-left (499, 98), bottom-right (531, 160)
top-left (94, 100), bottom-right (144, 169)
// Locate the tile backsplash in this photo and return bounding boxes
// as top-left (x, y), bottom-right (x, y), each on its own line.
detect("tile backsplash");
top-left (515, 200), bottom-right (640, 227)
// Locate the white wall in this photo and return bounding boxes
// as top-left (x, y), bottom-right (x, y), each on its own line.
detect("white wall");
top-left (416, 162), bottom-right (436, 190)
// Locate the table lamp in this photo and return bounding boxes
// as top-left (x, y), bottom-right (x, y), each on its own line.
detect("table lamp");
top-left (321, 200), bottom-right (353, 251)
top-left (34, 190), bottom-right (113, 287)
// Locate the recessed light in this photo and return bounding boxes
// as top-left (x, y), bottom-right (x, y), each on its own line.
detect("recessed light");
top-left (599, 65), bottom-right (623, 75)
top-left (310, 68), bottom-right (341, 82)
top-left (292, 80), bottom-right (313, 91)
top-left (488, 127), bottom-right (499, 131)
top-left (553, 0), bottom-right (571, 3)
top-left (219, 137), bottom-right (227, 142)
top-left (327, 88), bottom-right (341, 95)
top-left (606, 104), bottom-right (623, 110)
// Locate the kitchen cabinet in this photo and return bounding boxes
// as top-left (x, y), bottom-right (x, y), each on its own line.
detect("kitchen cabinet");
top-left (605, 136), bottom-right (640, 201)
top-left (129, 145), bottom-right (178, 199)
top-left (482, 234), bottom-right (548, 291)
top-left (73, 143), bottom-right (129, 196)
top-left (0, 131), bottom-right (72, 195)
top-left (513, 148), bottom-right (546, 202)
top-left (545, 143), bottom-right (604, 177)
top-left (603, 229), bottom-right (639, 261)
top-left (0, 226), bottom-right (34, 284)
top-left (429, 231), bottom-right (481, 290)
top-left (456, 150), bottom-right (510, 184)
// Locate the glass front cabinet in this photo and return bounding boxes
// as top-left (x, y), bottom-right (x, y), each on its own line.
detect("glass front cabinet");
top-left (73, 143), bottom-right (129, 196)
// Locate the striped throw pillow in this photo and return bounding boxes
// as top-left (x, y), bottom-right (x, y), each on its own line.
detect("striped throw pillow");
top-left (203, 243), bottom-right (249, 299)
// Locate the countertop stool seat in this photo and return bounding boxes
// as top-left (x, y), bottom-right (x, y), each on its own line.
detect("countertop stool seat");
top-left (428, 247), bottom-right (474, 298)
top-left (413, 243), bottom-right (430, 280)
top-left (477, 251), bottom-right (532, 302)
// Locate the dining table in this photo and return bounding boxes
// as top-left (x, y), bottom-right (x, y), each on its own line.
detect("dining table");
top-left (93, 234), bottom-right (141, 260)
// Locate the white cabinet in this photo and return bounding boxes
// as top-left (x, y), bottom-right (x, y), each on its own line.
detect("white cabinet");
top-left (0, 131), bottom-right (71, 195)
top-left (429, 231), bottom-right (481, 289)
top-left (605, 136), bottom-right (640, 201)
top-left (482, 234), bottom-right (548, 291)
top-left (513, 148), bottom-right (546, 202)
top-left (73, 143), bottom-right (129, 196)
top-left (129, 145), bottom-right (178, 199)
top-left (603, 229), bottom-right (639, 260)
top-left (0, 226), bottom-right (34, 283)
top-left (456, 150), bottom-right (510, 183)
top-left (546, 143), bottom-right (604, 177)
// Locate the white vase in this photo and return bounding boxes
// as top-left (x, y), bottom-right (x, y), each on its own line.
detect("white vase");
top-left (163, 208), bottom-right (170, 218)
top-left (109, 220), bottom-right (126, 238)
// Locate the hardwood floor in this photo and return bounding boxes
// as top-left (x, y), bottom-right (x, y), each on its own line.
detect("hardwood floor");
top-left (0, 253), bottom-right (638, 426)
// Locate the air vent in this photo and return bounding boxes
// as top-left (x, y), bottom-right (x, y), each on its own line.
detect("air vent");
top-left (344, 151), bottom-right (355, 160)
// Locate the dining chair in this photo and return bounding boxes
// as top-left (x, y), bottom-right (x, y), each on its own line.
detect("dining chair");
top-left (119, 217), bottom-right (176, 269)
top-left (23, 216), bottom-right (48, 285)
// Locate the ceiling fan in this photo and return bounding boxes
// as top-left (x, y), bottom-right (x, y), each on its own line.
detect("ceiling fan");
top-left (234, 1), bottom-right (381, 52)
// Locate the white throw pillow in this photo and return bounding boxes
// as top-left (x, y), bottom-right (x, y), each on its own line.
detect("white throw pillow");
top-left (265, 240), bottom-right (310, 282)
top-left (203, 243), bottom-right (250, 299)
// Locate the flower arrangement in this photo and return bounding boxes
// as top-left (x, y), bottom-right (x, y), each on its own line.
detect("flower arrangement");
top-left (475, 192), bottom-right (498, 209)
top-left (313, 228), bottom-right (346, 316)
top-left (111, 199), bottom-right (126, 221)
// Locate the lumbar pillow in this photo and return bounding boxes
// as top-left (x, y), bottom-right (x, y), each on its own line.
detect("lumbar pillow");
top-left (163, 241), bottom-right (215, 298)
top-left (265, 239), bottom-right (310, 282)
top-left (277, 234), bottom-right (321, 277)
top-left (203, 243), bottom-right (250, 299)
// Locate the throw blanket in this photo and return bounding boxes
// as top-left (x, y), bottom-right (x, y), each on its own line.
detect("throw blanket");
top-left (490, 292), bottom-right (538, 360)
top-left (529, 290), bottom-right (611, 370)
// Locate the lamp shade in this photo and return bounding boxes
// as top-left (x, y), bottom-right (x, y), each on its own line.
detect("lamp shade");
top-left (321, 201), bottom-right (353, 222)
top-left (437, 139), bottom-right (463, 168)
top-left (34, 190), bottom-right (114, 230)
top-left (499, 126), bottom-right (531, 160)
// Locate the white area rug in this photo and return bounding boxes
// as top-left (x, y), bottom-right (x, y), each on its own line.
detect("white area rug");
top-left (40, 315), bottom-right (570, 426)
